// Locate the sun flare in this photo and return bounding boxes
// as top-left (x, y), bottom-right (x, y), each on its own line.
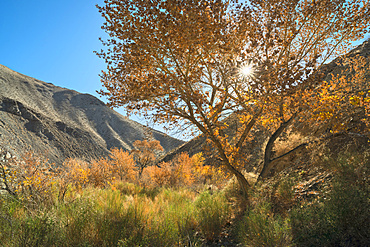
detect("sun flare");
top-left (239, 63), bottom-right (255, 78)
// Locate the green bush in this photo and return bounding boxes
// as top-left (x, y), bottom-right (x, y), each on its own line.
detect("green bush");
top-left (195, 191), bottom-right (231, 241)
top-left (237, 201), bottom-right (292, 247)
top-left (291, 152), bottom-right (370, 247)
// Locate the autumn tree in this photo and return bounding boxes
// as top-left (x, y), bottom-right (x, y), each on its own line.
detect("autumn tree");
top-left (96, 0), bottom-right (370, 196)
top-left (132, 139), bottom-right (164, 176)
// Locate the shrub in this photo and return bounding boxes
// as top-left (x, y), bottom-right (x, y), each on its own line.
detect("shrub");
top-left (109, 148), bottom-right (137, 182)
top-left (237, 200), bottom-right (292, 246)
top-left (1, 152), bottom-right (55, 206)
top-left (143, 152), bottom-right (227, 189)
top-left (59, 149), bottom-right (137, 194)
top-left (89, 157), bottom-right (114, 187)
top-left (270, 176), bottom-right (296, 215)
top-left (144, 161), bottom-right (177, 187)
top-left (131, 139), bottom-right (164, 177)
top-left (59, 158), bottom-right (91, 190)
top-left (195, 191), bottom-right (231, 241)
top-left (0, 149), bottom-right (235, 246)
top-left (143, 155), bottom-right (195, 188)
top-left (291, 152), bottom-right (370, 246)
top-left (12, 215), bottom-right (58, 247)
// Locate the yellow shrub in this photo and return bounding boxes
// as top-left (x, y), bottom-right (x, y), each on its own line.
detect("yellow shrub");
top-left (142, 152), bottom-right (227, 188)
top-left (7, 152), bottom-right (55, 205)
top-left (89, 158), bottom-right (114, 187)
top-left (60, 149), bottom-right (137, 190)
top-left (61, 158), bottom-right (91, 189)
top-left (109, 148), bottom-right (137, 182)
top-left (144, 162), bottom-right (176, 187)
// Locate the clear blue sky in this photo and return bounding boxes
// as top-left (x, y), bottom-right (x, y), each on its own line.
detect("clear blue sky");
top-left (0, 0), bottom-right (106, 95)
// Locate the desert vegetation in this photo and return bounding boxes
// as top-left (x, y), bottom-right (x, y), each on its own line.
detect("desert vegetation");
top-left (0, 147), bottom-right (233, 246)
top-left (1, 144), bottom-right (369, 246)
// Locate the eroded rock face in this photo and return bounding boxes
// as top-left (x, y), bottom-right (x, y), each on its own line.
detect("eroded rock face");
top-left (0, 97), bottom-right (109, 162)
top-left (0, 65), bottom-right (184, 165)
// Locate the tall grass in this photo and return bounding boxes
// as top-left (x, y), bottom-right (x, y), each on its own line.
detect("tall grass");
top-left (236, 191), bottom-right (292, 247)
top-left (195, 191), bottom-right (230, 241)
top-left (0, 182), bottom-right (232, 246)
top-left (2, 148), bottom-right (369, 246)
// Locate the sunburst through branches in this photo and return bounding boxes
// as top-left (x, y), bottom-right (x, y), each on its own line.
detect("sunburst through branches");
top-left (239, 62), bottom-right (256, 79)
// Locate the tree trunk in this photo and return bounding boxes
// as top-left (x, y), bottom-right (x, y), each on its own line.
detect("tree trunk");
top-left (195, 119), bottom-right (251, 197)
top-left (220, 158), bottom-right (250, 197)
top-left (234, 170), bottom-right (250, 197)
top-left (258, 113), bottom-right (297, 180)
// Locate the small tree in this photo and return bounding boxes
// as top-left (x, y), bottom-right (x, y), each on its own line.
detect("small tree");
top-left (96, 0), bottom-right (370, 196)
top-left (132, 139), bottom-right (164, 177)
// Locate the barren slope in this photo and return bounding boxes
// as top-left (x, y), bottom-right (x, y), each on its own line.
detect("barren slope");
top-left (0, 65), bottom-right (184, 164)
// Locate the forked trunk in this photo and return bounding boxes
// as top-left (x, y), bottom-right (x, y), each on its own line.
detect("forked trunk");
top-left (258, 113), bottom-right (297, 180)
top-left (234, 170), bottom-right (250, 197)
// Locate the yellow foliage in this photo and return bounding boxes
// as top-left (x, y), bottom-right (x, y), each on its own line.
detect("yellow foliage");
top-left (0, 148), bottom-right (230, 206)
top-left (61, 158), bottom-right (91, 190)
top-left (3, 152), bottom-right (55, 204)
top-left (142, 152), bottom-right (228, 188)
top-left (109, 148), bottom-right (137, 182)
top-left (144, 162), bottom-right (177, 187)
top-left (60, 148), bottom-right (138, 191)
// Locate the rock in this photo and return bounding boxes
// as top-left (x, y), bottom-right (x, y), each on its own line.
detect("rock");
top-left (5, 152), bottom-right (11, 160)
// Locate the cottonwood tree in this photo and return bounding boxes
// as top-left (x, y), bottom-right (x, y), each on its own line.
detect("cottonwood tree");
top-left (96, 0), bottom-right (370, 196)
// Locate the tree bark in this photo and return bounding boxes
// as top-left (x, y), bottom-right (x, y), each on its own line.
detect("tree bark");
top-left (218, 157), bottom-right (250, 197)
top-left (188, 112), bottom-right (251, 197)
top-left (234, 168), bottom-right (250, 197)
top-left (209, 134), bottom-right (251, 197)
top-left (258, 113), bottom-right (297, 180)
top-left (220, 157), bottom-right (250, 197)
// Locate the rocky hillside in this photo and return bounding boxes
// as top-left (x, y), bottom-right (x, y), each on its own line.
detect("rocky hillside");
top-left (0, 65), bottom-right (184, 164)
